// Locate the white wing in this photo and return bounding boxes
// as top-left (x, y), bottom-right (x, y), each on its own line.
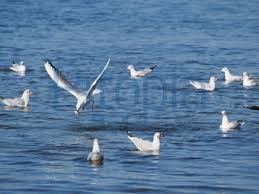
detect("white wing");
top-left (44, 61), bottom-right (84, 99)
top-left (85, 58), bottom-right (110, 99)
top-left (190, 81), bottom-right (204, 89)
top-left (128, 134), bottom-right (153, 151)
top-left (1, 97), bottom-right (24, 107)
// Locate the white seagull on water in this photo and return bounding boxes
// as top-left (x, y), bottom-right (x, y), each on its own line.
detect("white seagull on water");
top-left (221, 67), bottom-right (242, 82)
top-left (0, 89), bottom-right (32, 107)
top-left (10, 61), bottom-right (26, 73)
top-left (44, 58), bottom-right (110, 114)
top-left (190, 77), bottom-right (217, 91)
top-left (242, 72), bottom-right (257, 88)
top-left (87, 138), bottom-right (104, 163)
top-left (220, 111), bottom-right (244, 132)
top-left (127, 64), bottom-right (156, 78)
top-left (127, 131), bottom-right (161, 152)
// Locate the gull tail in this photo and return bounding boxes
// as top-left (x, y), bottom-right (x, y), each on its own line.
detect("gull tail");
top-left (0, 96), bottom-right (3, 102)
top-left (150, 65), bottom-right (157, 70)
top-left (190, 81), bottom-right (200, 89)
top-left (237, 120), bottom-right (245, 126)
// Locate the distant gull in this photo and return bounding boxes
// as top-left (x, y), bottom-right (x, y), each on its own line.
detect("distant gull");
top-left (190, 77), bottom-right (217, 91)
top-left (220, 111), bottom-right (244, 132)
top-left (87, 138), bottom-right (104, 163)
top-left (127, 131), bottom-right (161, 152)
top-left (10, 61), bottom-right (26, 73)
top-left (127, 64), bottom-right (156, 78)
top-left (221, 67), bottom-right (242, 82)
top-left (242, 72), bottom-right (257, 88)
top-left (243, 105), bottom-right (259, 111)
top-left (0, 89), bottom-right (32, 107)
top-left (44, 58), bottom-right (110, 114)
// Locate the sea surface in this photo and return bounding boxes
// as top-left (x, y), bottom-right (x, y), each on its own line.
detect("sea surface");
top-left (0, 0), bottom-right (259, 193)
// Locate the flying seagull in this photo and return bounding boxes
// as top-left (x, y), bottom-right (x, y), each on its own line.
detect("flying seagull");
top-left (44, 58), bottom-right (110, 114)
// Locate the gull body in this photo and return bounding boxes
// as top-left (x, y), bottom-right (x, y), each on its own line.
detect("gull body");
top-left (0, 89), bottom-right (32, 107)
top-left (10, 61), bottom-right (26, 73)
top-left (87, 139), bottom-right (103, 163)
top-left (127, 64), bottom-right (156, 78)
top-left (190, 77), bottom-right (217, 91)
top-left (221, 67), bottom-right (242, 82)
top-left (242, 72), bottom-right (257, 87)
top-left (127, 132), bottom-right (161, 152)
top-left (44, 58), bottom-right (110, 114)
top-left (220, 111), bottom-right (244, 132)
top-left (243, 105), bottom-right (259, 111)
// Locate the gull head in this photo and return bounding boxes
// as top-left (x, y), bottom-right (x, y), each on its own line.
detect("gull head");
top-left (127, 64), bottom-right (134, 71)
top-left (221, 67), bottom-right (229, 73)
top-left (210, 77), bottom-right (217, 82)
top-left (20, 61), bottom-right (24, 65)
top-left (23, 89), bottom-right (32, 97)
top-left (221, 111), bottom-right (227, 116)
top-left (243, 72), bottom-right (249, 77)
top-left (154, 132), bottom-right (161, 140)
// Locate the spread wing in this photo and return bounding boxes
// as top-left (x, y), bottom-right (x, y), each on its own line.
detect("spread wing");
top-left (86, 58), bottom-right (110, 99)
top-left (44, 61), bottom-right (84, 99)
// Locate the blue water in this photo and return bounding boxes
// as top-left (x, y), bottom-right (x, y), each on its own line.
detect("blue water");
top-left (0, 0), bottom-right (259, 193)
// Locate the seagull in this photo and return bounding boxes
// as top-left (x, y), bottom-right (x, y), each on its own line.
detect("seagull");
top-left (127, 131), bottom-right (161, 152)
top-left (190, 77), bottom-right (217, 91)
top-left (0, 89), bottom-right (32, 107)
top-left (44, 58), bottom-right (110, 114)
top-left (221, 67), bottom-right (242, 82)
top-left (87, 138), bottom-right (104, 163)
top-left (242, 72), bottom-right (257, 88)
top-left (243, 105), bottom-right (259, 111)
top-left (10, 61), bottom-right (26, 73)
top-left (127, 64), bottom-right (156, 78)
top-left (220, 111), bottom-right (244, 132)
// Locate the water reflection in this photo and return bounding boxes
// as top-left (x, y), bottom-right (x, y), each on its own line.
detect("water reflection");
top-left (4, 106), bottom-right (29, 112)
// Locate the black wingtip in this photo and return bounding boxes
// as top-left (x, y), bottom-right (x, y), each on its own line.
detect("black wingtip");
top-left (150, 65), bottom-right (157, 70)
top-left (12, 60), bottom-right (15, 64)
top-left (127, 131), bottom-right (134, 137)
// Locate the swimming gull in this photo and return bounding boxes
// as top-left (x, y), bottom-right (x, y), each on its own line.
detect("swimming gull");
top-left (87, 138), bottom-right (104, 163)
top-left (220, 111), bottom-right (244, 132)
top-left (190, 77), bottom-right (217, 91)
top-left (127, 64), bottom-right (156, 78)
top-left (221, 67), bottom-right (242, 82)
top-left (0, 89), bottom-right (32, 107)
top-left (242, 72), bottom-right (257, 88)
top-left (127, 131), bottom-right (161, 152)
top-left (10, 61), bottom-right (26, 73)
